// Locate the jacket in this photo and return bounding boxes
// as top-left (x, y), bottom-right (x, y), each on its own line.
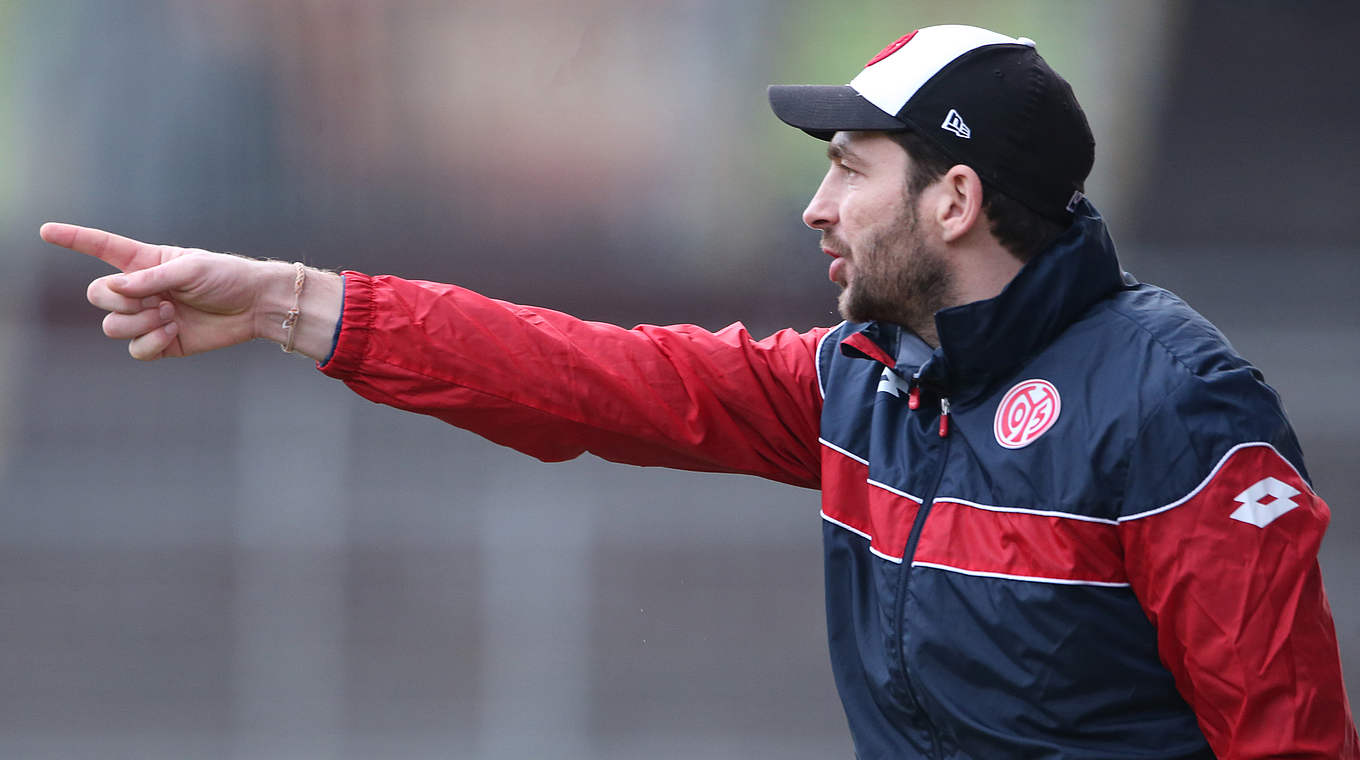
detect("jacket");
top-left (318, 201), bottom-right (1357, 758)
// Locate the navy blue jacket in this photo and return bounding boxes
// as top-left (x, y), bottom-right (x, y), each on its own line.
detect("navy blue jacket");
top-left (814, 200), bottom-right (1352, 758)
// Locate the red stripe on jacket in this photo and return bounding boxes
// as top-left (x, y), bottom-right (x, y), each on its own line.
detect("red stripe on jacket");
top-left (915, 500), bottom-right (1126, 586)
top-left (820, 448), bottom-right (921, 562)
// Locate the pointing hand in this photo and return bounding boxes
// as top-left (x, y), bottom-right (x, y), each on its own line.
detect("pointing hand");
top-left (40, 223), bottom-right (341, 361)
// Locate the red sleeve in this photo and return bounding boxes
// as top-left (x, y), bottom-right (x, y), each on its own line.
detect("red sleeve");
top-left (317, 272), bottom-right (826, 488)
top-left (1121, 443), bottom-right (1359, 759)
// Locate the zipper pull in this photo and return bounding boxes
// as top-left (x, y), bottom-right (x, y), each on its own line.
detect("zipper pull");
top-left (907, 371), bottom-right (922, 410)
top-left (939, 397), bottom-right (951, 438)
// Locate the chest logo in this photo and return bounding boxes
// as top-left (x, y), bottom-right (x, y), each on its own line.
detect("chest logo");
top-left (994, 379), bottom-right (1061, 449)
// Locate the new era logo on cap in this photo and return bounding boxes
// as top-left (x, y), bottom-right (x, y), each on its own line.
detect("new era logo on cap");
top-left (941, 109), bottom-right (971, 139)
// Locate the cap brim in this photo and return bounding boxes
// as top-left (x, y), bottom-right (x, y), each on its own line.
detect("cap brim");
top-left (768, 85), bottom-right (906, 140)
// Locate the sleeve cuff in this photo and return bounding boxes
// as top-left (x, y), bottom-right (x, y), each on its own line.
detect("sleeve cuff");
top-left (316, 271), bottom-right (376, 379)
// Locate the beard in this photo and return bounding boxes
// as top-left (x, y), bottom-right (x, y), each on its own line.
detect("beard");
top-left (832, 197), bottom-right (952, 338)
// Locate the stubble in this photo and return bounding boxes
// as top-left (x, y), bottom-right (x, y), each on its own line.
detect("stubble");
top-left (836, 196), bottom-right (952, 342)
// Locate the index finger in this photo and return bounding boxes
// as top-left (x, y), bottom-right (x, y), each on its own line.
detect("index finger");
top-left (39, 222), bottom-right (164, 273)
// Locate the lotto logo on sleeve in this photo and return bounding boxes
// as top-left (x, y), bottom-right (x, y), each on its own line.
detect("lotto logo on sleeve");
top-left (994, 379), bottom-right (1061, 449)
top-left (1229, 477), bottom-right (1302, 528)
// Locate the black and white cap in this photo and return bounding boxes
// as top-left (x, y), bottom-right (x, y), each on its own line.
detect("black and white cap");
top-left (769, 25), bottom-right (1094, 222)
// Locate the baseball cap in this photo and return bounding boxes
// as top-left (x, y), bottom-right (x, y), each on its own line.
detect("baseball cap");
top-left (769, 25), bottom-right (1094, 222)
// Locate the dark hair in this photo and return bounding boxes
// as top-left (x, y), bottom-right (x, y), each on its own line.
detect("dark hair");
top-left (889, 130), bottom-right (1068, 263)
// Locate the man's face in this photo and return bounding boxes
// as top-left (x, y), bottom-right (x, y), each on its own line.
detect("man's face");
top-left (803, 131), bottom-right (951, 334)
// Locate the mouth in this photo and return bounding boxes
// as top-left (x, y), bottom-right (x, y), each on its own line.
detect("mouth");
top-left (826, 251), bottom-right (848, 284)
top-left (821, 239), bottom-right (849, 284)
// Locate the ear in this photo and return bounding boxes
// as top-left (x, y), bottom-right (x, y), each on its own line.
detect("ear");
top-left (930, 165), bottom-right (985, 244)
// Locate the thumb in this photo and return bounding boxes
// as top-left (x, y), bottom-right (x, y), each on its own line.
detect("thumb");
top-left (109, 256), bottom-right (198, 298)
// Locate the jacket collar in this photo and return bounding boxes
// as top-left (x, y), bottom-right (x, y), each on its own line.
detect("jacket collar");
top-left (840, 199), bottom-right (1129, 391)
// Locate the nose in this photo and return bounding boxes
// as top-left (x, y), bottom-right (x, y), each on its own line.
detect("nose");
top-left (802, 170), bottom-right (838, 230)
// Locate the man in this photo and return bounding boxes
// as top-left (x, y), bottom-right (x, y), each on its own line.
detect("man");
top-left (42, 24), bottom-right (1356, 759)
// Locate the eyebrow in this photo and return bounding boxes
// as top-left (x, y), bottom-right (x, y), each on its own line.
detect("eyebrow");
top-left (826, 142), bottom-right (862, 163)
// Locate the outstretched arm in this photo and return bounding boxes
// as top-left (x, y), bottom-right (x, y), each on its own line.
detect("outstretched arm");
top-left (39, 223), bottom-right (342, 361)
top-left (319, 273), bottom-right (827, 486)
top-left (41, 223), bottom-right (827, 485)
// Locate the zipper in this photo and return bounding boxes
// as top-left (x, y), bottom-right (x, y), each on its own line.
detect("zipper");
top-left (890, 392), bottom-right (953, 754)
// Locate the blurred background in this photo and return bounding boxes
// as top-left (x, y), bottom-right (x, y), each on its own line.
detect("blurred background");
top-left (1, 1), bottom-right (1357, 757)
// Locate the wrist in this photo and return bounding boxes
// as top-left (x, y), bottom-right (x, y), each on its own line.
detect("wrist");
top-left (253, 260), bottom-right (301, 344)
top-left (254, 261), bottom-right (345, 361)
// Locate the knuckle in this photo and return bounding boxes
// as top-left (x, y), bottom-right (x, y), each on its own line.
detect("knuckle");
top-left (158, 245), bottom-right (186, 269)
top-left (91, 231), bottom-right (110, 260)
